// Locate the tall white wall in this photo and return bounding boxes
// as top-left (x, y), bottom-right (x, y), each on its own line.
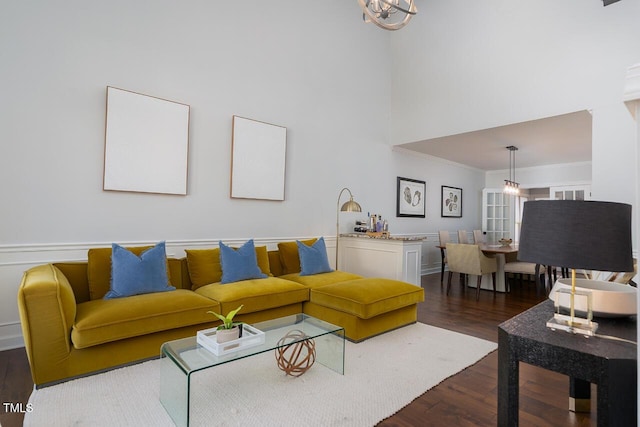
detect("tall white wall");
top-left (390, 0), bottom-right (640, 144)
top-left (0, 1), bottom-right (482, 348)
top-left (591, 103), bottom-right (638, 205)
top-left (0, 1), bottom-right (389, 244)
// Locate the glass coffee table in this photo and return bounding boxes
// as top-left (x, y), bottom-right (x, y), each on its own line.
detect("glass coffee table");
top-left (159, 314), bottom-right (345, 427)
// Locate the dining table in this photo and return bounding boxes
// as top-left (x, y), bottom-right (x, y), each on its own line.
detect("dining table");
top-left (438, 243), bottom-right (519, 293)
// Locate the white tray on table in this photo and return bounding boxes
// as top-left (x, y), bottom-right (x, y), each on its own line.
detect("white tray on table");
top-left (196, 324), bottom-right (265, 356)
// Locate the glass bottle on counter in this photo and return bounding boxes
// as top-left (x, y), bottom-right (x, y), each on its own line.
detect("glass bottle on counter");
top-left (369, 213), bottom-right (377, 232)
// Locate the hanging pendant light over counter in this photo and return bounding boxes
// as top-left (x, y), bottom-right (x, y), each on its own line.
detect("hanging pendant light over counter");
top-left (503, 146), bottom-right (520, 195)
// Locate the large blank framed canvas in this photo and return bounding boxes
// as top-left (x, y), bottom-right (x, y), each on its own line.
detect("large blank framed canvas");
top-left (103, 86), bottom-right (190, 195)
top-left (231, 116), bottom-right (287, 201)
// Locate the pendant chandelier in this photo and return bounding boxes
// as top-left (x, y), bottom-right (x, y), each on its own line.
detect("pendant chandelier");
top-left (357, 0), bottom-right (417, 31)
top-left (503, 146), bottom-right (520, 195)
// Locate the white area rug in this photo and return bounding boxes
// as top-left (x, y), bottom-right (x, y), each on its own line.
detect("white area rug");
top-left (24, 323), bottom-right (496, 427)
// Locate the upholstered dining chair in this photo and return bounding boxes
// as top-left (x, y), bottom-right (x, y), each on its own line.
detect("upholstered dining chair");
top-left (457, 230), bottom-right (469, 244)
top-left (438, 231), bottom-right (451, 285)
top-left (472, 229), bottom-right (485, 244)
top-left (446, 243), bottom-right (497, 300)
top-left (503, 261), bottom-right (547, 293)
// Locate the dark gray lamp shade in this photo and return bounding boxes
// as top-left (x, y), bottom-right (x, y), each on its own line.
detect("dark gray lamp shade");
top-left (518, 200), bottom-right (633, 272)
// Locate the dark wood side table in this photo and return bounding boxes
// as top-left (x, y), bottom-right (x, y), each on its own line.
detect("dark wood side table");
top-left (498, 300), bottom-right (637, 426)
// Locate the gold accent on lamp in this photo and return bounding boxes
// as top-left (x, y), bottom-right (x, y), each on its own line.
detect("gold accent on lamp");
top-left (336, 188), bottom-right (362, 268)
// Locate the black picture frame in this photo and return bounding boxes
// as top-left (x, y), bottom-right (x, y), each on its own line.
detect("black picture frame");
top-left (396, 177), bottom-right (426, 218)
top-left (441, 185), bottom-right (462, 218)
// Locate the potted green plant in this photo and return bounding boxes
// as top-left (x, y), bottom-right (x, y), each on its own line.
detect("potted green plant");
top-left (207, 305), bottom-right (244, 343)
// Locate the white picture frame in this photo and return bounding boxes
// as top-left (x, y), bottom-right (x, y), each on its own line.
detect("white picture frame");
top-left (103, 86), bottom-right (190, 195)
top-left (230, 116), bottom-right (287, 201)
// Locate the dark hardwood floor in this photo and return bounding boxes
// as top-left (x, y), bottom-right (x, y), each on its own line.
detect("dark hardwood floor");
top-left (0, 273), bottom-right (595, 427)
top-left (379, 273), bottom-right (596, 427)
top-left (0, 345), bottom-right (32, 427)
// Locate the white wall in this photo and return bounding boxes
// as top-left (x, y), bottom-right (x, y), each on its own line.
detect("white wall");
top-left (0, 1), bottom-right (478, 349)
top-left (390, 0), bottom-right (640, 144)
top-left (0, 1), bottom-right (387, 244)
top-left (591, 103), bottom-right (638, 205)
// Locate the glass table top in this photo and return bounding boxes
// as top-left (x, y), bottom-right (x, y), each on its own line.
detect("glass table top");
top-left (161, 313), bottom-right (345, 375)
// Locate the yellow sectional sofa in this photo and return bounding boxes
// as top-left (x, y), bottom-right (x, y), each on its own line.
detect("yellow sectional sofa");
top-left (18, 241), bottom-right (424, 388)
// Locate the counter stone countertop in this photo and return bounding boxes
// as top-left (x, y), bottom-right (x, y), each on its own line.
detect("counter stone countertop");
top-left (340, 233), bottom-right (426, 241)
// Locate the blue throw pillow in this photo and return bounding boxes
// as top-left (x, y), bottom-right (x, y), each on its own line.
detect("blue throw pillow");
top-left (219, 239), bottom-right (268, 284)
top-left (104, 241), bottom-right (175, 299)
top-left (297, 237), bottom-right (333, 276)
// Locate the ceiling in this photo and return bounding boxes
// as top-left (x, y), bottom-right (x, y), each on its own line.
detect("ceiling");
top-left (396, 110), bottom-right (593, 171)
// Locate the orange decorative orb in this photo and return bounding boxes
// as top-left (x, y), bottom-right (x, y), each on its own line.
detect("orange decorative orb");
top-left (274, 329), bottom-right (316, 377)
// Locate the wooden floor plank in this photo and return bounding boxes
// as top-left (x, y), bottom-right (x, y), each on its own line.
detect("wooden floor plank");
top-left (377, 273), bottom-right (595, 426)
top-left (0, 347), bottom-right (32, 427)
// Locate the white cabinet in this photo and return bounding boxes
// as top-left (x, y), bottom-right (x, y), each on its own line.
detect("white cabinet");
top-left (338, 235), bottom-right (424, 286)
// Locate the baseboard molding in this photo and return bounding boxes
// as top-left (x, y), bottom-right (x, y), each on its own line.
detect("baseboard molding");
top-left (0, 322), bottom-right (25, 351)
top-left (421, 266), bottom-right (441, 276)
top-left (0, 336), bottom-right (25, 351)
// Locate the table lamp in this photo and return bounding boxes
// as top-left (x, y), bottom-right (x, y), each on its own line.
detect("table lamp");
top-left (517, 200), bottom-right (634, 336)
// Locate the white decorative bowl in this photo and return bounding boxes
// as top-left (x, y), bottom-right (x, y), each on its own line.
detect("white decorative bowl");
top-left (498, 238), bottom-right (512, 247)
top-left (549, 278), bottom-right (637, 317)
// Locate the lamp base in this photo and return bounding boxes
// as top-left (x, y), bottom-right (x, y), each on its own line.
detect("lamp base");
top-left (546, 313), bottom-right (599, 336)
top-left (546, 287), bottom-right (598, 336)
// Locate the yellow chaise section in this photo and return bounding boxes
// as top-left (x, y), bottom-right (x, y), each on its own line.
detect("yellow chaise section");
top-left (303, 278), bottom-right (425, 342)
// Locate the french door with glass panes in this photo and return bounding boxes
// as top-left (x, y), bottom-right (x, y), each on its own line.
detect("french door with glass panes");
top-left (481, 188), bottom-right (513, 244)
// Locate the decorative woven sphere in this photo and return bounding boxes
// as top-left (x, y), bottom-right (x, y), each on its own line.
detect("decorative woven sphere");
top-left (274, 329), bottom-right (316, 377)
